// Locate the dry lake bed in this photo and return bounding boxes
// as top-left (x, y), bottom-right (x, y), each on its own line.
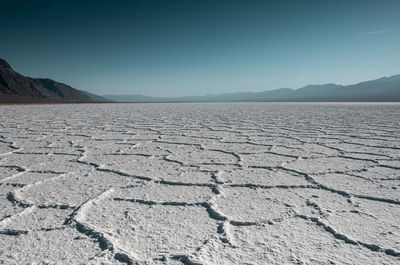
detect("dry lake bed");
top-left (0, 103), bottom-right (399, 264)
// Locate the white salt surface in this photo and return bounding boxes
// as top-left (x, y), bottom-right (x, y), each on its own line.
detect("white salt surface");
top-left (0, 102), bottom-right (399, 264)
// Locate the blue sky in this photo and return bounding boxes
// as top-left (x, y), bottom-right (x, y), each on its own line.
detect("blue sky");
top-left (1, 0), bottom-right (399, 96)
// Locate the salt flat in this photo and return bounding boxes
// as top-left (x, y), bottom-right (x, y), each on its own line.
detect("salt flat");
top-left (0, 103), bottom-right (399, 264)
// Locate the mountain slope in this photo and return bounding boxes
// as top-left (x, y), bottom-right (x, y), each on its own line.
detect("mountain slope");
top-left (2, 57), bottom-right (399, 103)
top-left (0, 58), bottom-right (94, 102)
top-left (104, 75), bottom-right (400, 102)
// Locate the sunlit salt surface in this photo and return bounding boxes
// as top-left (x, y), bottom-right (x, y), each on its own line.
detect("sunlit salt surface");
top-left (0, 103), bottom-right (399, 264)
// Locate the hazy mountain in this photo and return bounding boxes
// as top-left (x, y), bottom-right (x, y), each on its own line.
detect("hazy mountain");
top-left (0, 58), bottom-right (94, 103)
top-left (80, 90), bottom-right (109, 102)
top-left (104, 75), bottom-right (400, 102)
top-left (1, 56), bottom-right (399, 103)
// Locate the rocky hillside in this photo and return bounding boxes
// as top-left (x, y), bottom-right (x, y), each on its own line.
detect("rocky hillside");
top-left (0, 58), bottom-right (94, 102)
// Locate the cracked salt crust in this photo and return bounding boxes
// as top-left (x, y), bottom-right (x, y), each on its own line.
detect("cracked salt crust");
top-left (0, 102), bottom-right (399, 264)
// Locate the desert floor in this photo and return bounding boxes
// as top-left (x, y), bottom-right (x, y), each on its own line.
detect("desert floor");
top-left (0, 103), bottom-right (399, 264)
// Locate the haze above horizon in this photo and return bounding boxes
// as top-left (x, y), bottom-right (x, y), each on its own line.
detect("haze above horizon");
top-left (1, 0), bottom-right (399, 97)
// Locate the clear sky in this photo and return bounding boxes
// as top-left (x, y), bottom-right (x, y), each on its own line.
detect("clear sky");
top-left (1, 0), bottom-right (399, 97)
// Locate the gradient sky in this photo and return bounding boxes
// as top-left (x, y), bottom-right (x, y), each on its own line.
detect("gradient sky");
top-left (1, 0), bottom-right (399, 97)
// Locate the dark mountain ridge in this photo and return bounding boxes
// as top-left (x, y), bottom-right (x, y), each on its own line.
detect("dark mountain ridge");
top-left (1, 58), bottom-right (399, 103)
top-left (0, 58), bottom-right (94, 102)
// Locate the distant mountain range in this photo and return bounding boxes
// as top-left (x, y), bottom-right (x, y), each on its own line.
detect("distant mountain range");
top-left (105, 75), bottom-right (400, 102)
top-left (1, 57), bottom-right (399, 103)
